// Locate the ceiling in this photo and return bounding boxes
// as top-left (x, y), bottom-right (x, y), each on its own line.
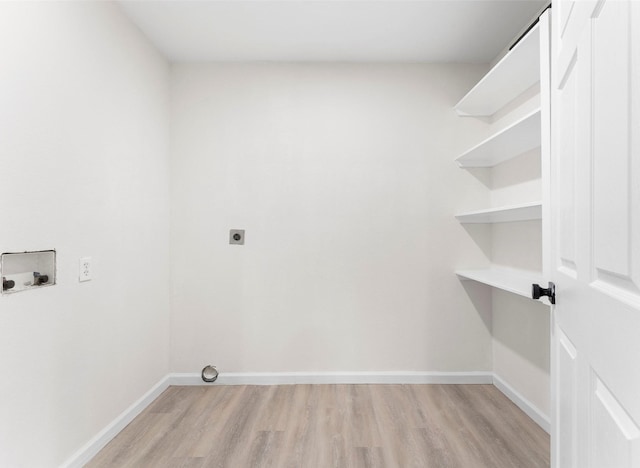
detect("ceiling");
top-left (117, 0), bottom-right (547, 63)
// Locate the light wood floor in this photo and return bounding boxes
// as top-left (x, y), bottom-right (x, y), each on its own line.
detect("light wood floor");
top-left (87, 384), bottom-right (549, 468)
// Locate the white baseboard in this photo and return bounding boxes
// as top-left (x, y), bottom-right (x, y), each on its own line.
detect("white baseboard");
top-left (169, 371), bottom-right (494, 386)
top-left (64, 370), bottom-right (548, 466)
top-left (492, 373), bottom-right (550, 434)
top-left (60, 375), bottom-right (171, 468)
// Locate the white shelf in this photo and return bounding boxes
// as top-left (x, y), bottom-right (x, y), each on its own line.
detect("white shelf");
top-left (456, 267), bottom-right (545, 300)
top-left (455, 23), bottom-right (541, 117)
top-left (455, 201), bottom-right (542, 224)
top-left (456, 108), bottom-right (541, 168)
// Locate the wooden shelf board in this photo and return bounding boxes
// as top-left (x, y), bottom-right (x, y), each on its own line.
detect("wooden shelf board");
top-left (455, 22), bottom-right (541, 117)
top-left (456, 108), bottom-right (541, 168)
top-left (456, 267), bottom-right (545, 300)
top-left (455, 201), bottom-right (542, 224)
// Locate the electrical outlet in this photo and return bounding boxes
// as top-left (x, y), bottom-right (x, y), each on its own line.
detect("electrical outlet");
top-left (79, 257), bottom-right (92, 282)
top-left (229, 229), bottom-right (245, 245)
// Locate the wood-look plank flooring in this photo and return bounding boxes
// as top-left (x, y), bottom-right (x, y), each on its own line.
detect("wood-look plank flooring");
top-left (87, 384), bottom-right (549, 468)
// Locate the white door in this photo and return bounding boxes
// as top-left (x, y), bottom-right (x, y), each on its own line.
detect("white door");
top-left (551, 0), bottom-right (640, 467)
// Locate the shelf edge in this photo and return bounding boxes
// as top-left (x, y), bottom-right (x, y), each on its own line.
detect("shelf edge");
top-left (455, 202), bottom-right (542, 224)
top-left (455, 267), bottom-right (545, 300)
top-left (455, 107), bottom-right (542, 167)
top-left (454, 23), bottom-right (541, 117)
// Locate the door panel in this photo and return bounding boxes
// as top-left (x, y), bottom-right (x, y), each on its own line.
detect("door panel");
top-left (592, 0), bottom-right (634, 285)
top-left (552, 0), bottom-right (640, 466)
top-left (590, 374), bottom-right (640, 468)
top-left (556, 330), bottom-right (578, 468)
top-left (557, 0), bottom-right (574, 40)
top-left (557, 58), bottom-right (577, 276)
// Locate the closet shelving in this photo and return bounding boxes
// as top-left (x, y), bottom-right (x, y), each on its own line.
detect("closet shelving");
top-left (455, 108), bottom-right (541, 168)
top-left (456, 268), bottom-right (543, 299)
top-left (455, 201), bottom-right (541, 224)
top-left (455, 22), bottom-right (541, 117)
top-left (454, 13), bottom-right (549, 299)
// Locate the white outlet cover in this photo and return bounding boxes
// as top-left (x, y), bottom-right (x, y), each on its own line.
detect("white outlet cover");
top-left (79, 257), bottom-right (92, 282)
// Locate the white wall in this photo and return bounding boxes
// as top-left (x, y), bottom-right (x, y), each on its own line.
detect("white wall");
top-left (0, 2), bottom-right (170, 466)
top-left (170, 63), bottom-right (492, 374)
top-left (492, 289), bottom-right (550, 416)
top-left (0, 4), bottom-right (547, 460)
top-left (482, 88), bottom-right (550, 417)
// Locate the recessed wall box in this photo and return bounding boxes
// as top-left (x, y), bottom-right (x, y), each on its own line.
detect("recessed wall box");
top-left (1, 250), bottom-right (56, 295)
